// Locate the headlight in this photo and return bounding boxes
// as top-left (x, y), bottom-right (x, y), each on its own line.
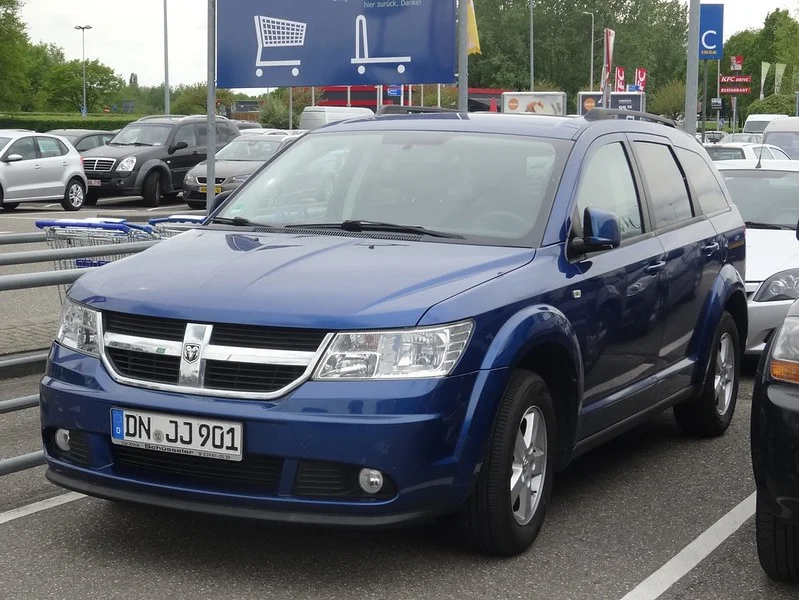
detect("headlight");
top-left (56, 298), bottom-right (100, 356)
top-left (754, 269), bottom-right (799, 302)
top-left (231, 174), bottom-right (252, 184)
top-left (314, 321), bottom-right (473, 380)
top-left (117, 156), bottom-right (136, 172)
top-left (184, 172), bottom-right (197, 185)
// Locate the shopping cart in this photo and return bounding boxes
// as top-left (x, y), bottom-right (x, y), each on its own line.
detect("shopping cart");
top-left (147, 215), bottom-right (206, 239)
top-left (34, 218), bottom-right (156, 302)
top-left (351, 15), bottom-right (411, 75)
top-left (254, 15), bottom-right (307, 79)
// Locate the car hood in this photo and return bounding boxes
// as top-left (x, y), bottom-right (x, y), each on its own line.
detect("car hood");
top-left (745, 228), bottom-right (799, 282)
top-left (189, 160), bottom-right (263, 179)
top-left (81, 144), bottom-right (161, 159)
top-left (69, 230), bottom-right (535, 329)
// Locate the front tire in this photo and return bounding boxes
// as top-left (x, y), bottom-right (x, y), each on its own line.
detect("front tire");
top-left (186, 201), bottom-right (206, 210)
top-left (673, 311), bottom-right (739, 437)
top-left (61, 178), bottom-right (85, 211)
top-left (756, 488), bottom-right (799, 582)
top-left (142, 172), bottom-right (162, 208)
top-left (84, 189), bottom-right (99, 206)
top-left (1, 202), bottom-right (19, 211)
top-left (457, 370), bottom-right (556, 556)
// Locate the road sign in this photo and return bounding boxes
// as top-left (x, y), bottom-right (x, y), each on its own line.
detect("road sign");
top-left (699, 4), bottom-right (724, 60)
top-left (711, 97), bottom-right (722, 110)
top-left (720, 86), bottom-right (751, 95)
top-left (217, 0), bottom-right (456, 88)
top-left (720, 75), bottom-right (751, 84)
top-left (386, 85), bottom-right (402, 97)
top-left (627, 85), bottom-right (641, 92)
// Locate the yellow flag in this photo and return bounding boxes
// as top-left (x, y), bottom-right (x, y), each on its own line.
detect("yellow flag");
top-left (467, 0), bottom-right (481, 55)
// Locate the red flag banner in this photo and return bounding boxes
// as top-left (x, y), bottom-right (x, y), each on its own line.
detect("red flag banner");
top-left (615, 67), bottom-right (626, 92)
top-left (635, 67), bottom-right (648, 91)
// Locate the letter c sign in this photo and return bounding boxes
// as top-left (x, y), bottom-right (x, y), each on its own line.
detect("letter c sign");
top-left (701, 30), bottom-right (717, 50)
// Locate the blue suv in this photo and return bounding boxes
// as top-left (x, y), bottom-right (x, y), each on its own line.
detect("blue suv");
top-left (41, 109), bottom-right (747, 556)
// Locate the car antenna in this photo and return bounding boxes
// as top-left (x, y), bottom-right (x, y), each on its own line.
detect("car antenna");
top-left (755, 142), bottom-right (764, 169)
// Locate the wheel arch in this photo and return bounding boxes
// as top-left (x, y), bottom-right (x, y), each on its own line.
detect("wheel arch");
top-left (134, 160), bottom-right (172, 192)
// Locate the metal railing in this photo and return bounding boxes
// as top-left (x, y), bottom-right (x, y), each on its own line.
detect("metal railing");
top-left (0, 231), bottom-right (164, 477)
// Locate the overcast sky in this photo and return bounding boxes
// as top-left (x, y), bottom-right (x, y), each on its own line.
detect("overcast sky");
top-left (19, 0), bottom-right (798, 92)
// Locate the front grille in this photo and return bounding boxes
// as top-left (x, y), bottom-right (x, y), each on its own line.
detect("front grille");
top-left (107, 347), bottom-right (180, 384)
top-left (114, 446), bottom-right (282, 492)
top-left (210, 324), bottom-right (327, 351)
top-left (83, 158), bottom-right (116, 172)
top-left (68, 431), bottom-right (91, 467)
top-left (204, 361), bottom-right (305, 392)
top-left (197, 177), bottom-right (226, 185)
top-left (105, 311), bottom-right (186, 341)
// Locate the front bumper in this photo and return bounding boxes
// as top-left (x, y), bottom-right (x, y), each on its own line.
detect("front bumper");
top-left (40, 344), bottom-right (508, 525)
top-left (751, 370), bottom-right (799, 525)
top-left (85, 170), bottom-right (140, 196)
top-left (183, 182), bottom-right (242, 202)
top-left (746, 297), bottom-right (793, 355)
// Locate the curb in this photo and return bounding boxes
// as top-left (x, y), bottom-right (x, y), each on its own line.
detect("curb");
top-left (0, 350), bottom-right (49, 380)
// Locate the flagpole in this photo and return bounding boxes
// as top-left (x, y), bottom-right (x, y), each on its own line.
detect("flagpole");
top-left (457, 0), bottom-right (468, 111)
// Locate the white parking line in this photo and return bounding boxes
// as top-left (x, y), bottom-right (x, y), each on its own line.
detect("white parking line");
top-left (0, 492), bottom-right (84, 525)
top-left (619, 491), bottom-right (756, 600)
top-left (45, 203), bottom-right (59, 208)
top-left (146, 206), bottom-right (178, 212)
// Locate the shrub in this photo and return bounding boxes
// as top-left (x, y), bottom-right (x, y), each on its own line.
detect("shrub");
top-left (0, 113), bottom-right (137, 132)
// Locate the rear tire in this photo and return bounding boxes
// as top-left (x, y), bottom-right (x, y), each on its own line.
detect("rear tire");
top-left (187, 201), bottom-right (206, 210)
top-left (142, 171), bottom-right (162, 207)
top-left (756, 488), bottom-right (799, 582)
top-left (456, 370), bottom-right (556, 556)
top-left (84, 190), bottom-right (99, 206)
top-left (673, 311), bottom-right (739, 437)
top-left (61, 178), bottom-right (85, 211)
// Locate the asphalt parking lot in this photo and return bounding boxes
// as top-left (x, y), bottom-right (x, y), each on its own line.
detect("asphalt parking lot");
top-left (1, 369), bottom-right (797, 600)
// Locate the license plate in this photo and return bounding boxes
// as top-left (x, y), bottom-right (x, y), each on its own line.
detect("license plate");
top-left (87, 179), bottom-right (101, 187)
top-left (110, 409), bottom-right (243, 461)
top-left (198, 186), bottom-right (222, 194)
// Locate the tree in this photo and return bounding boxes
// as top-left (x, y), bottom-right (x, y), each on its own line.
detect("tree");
top-left (746, 94), bottom-right (796, 118)
top-left (260, 87), bottom-right (313, 128)
top-left (172, 83), bottom-right (235, 115)
top-left (649, 80), bottom-right (686, 119)
top-left (0, 0), bottom-right (30, 110)
top-left (45, 59), bottom-right (124, 113)
top-left (22, 42), bottom-right (65, 112)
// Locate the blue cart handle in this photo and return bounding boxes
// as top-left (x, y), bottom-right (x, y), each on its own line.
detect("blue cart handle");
top-left (35, 220), bottom-right (142, 233)
top-left (148, 215), bottom-right (206, 225)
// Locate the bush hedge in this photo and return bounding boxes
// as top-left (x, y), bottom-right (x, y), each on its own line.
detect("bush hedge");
top-left (0, 113), bottom-right (138, 132)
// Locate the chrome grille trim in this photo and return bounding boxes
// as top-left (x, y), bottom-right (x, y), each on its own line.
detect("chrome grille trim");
top-left (99, 316), bottom-right (334, 400)
top-left (83, 158), bottom-right (116, 172)
top-left (197, 177), bottom-right (226, 185)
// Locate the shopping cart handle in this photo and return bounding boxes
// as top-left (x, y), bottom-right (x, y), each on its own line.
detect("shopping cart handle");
top-left (34, 220), bottom-right (142, 233)
top-left (148, 215), bottom-right (207, 225)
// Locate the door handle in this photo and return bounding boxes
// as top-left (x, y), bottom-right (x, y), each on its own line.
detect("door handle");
top-left (33, 164), bottom-right (41, 169)
top-left (644, 261), bottom-right (667, 275)
top-left (703, 241), bottom-right (720, 254)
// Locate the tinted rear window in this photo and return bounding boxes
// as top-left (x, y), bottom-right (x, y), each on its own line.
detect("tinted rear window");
top-left (705, 147), bottom-right (745, 161)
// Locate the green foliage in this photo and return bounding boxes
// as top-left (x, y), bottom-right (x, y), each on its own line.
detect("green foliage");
top-left (260, 88), bottom-right (314, 128)
top-left (0, 0), bottom-right (29, 110)
top-left (44, 59), bottom-right (124, 112)
top-left (171, 82), bottom-right (236, 115)
top-left (0, 113), bottom-right (138, 132)
top-left (649, 80), bottom-right (686, 119)
top-left (746, 94), bottom-right (796, 118)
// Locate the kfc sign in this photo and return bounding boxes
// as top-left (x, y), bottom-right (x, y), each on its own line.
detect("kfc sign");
top-left (730, 55), bottom-right (743, 71)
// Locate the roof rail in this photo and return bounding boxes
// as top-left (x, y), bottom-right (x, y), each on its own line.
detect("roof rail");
top-left (183, 114), bottom-right (231, 120)
top-left (376, 105), bottom-right (459, 116)
top-left (584, 108), bottom-right (676, 128)
top-left (137, 114), bottom-right (186, 121)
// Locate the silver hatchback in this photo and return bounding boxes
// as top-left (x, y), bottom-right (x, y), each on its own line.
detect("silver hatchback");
top-left (0, 130), bottom-right (88, 212)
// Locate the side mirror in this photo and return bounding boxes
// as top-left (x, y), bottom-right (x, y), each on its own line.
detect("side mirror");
top-left (4, 154), bottom-right (23, 163)
top-left (795, 216), bottom-right (799, 242)
top-left (571, 207), bottom-right (622, 254)
top-left (207, 190), bottom-right (233, 216)
top-left (169, 141), bottom-right (189, 154)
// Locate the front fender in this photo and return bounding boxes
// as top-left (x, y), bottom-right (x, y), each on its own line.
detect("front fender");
top-left (133, 160), bottom-right (171, 191)
top-left (689, 263), bottom-right (746, 383)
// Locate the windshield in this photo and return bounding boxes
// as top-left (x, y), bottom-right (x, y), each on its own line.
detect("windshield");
top-left (763, 132), bottom-right (799, 159)
top-left (110, 124), bottom-right (172, 146)
top-left (0, 137), bottom-right (10, 151)
top-left (721, 133), bottom-right (762, 144)
top-left (720, 169), bottom-right (799, 228)
top-left (216, 130), bottom-right (572, 246)
top-left (706, 147), bottom-right (745, 161)
top-left (216, 138), bottom-right (282, 161)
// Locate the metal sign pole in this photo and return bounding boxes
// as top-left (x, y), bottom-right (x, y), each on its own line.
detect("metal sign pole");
top-left (684, 0), bottom-right (701, 134)
top-left (164, 0), bottom-right (170, 114)
top-left (457, 0), bottom-right (468, 111)
top-left (702, 60), bottom-right (708, 143)
top-left (205, 0), bottom-right (216, 214)
top-left (289, 88), bottom-right (293, 130)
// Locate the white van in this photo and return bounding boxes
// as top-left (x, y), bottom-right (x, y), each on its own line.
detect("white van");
top-left (298, 106), bottom-right (374, 131)
top-left (763, 116), bottom-right (799, 158)
top-left (743, 113), bottom-right (789, 134)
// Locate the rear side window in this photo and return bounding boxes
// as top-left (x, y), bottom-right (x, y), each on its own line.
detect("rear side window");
top-left (634, 142), bottom-right (693, 229)
top-left (675, 148), bottom-right (729, 214)
top-left (763, 132), bottom-right (799, 158)
top-left (75, 136), bottom-right (99, 151)
top-left (575, 142), bottom-right (643, 240)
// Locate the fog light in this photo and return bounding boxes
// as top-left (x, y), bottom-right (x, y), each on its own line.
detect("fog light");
top-left (54, 429), bottom-right (71, 452)
top-left (358, 468), bottom-right (384, 494)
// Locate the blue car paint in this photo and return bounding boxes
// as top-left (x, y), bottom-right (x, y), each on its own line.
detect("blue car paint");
top-left (41, 113), bottom-right (747, 525)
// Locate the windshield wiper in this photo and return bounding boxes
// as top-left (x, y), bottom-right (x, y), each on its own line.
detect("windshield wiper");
top-left (284, 220), bottom-right (464, 239)
top-left (210, 216), bottom-right (264, 227)
top-left (744, 221), bottom-right (793, 230)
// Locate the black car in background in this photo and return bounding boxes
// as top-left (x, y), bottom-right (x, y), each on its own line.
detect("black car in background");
top-left (45, 129), bottom-right (115, 154)
top-left (752, 291), bottom-right (799, 582)
top-left (79, 115), bottom-right (240, 206)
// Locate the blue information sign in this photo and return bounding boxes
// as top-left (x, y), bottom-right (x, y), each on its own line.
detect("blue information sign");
top-left (386, 85), bottom-right (402, 97)
top-left (699, 3), bottom-right (724, 60)
top-left (217, 0), bottom-right (456, 88)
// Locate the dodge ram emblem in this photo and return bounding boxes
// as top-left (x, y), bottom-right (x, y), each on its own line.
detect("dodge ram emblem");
top-left (183, 343), bottom-right (201, 364)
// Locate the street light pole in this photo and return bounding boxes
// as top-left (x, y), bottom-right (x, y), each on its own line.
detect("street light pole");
top-left (164, 0), bottom-right (170, 114)
top-left (74, 25), bottom-right (92, 117)
top-left (582, 12), bottom-right (595, 91)
top-left (529, 0), bottom-right (535, 90)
